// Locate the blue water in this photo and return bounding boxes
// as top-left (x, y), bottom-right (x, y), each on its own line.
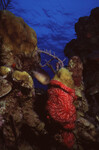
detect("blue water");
top-left (0, 0), bottom-right (99, 87)
top-left (3, 0), bottom-right (99, 59)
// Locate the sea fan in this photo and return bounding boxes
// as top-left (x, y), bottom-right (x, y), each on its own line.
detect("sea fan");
top-left (0, 0), bottom-right (14, 10)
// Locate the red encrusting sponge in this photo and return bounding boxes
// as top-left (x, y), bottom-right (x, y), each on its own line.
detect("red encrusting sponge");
top-left (46, 80), bottom-right (77, 148)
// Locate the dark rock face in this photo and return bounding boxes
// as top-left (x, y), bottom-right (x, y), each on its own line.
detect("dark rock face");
top-left (64, 7), bottom-right (99, 62)
top-left (64, 7), bottom-right (99, 150)
top-left (64, 7), bottom-right (99, 96)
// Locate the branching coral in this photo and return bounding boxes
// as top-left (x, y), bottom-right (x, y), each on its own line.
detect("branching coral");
top-left (0, 0), bottom-right (13, 10)
top-left (38, 49), bottom-right (66, 74)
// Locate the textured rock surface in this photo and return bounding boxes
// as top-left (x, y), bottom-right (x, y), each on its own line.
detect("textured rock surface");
top-left (0, 86), bottom-right (46, 147)
top-left (64, 7), bottom-right (99, 150)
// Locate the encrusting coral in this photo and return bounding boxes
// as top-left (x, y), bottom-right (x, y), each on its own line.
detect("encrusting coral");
top-left (12, 70), bottom-right (33, 89)
top-left (52, 67), bottom-right (74, 89)
top-left (46, 67), bottom-right (77, 148)
top-left (0, 66), bottom-right (11, 77)
top-left (68, 56), bottom-right (83, 87)
top-left (68, 56), bottom-right (89, 113)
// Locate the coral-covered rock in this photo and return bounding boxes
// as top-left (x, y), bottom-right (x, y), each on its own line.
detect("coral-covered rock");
top-left (64, 7), bottom-right (99, 148)
top-left (68, 56), bottom-right (83, 87)
top-left (0, 87), bottom-right (46, 147)
top-left (0, 10), bottom-right (50, 150)
top-left (64, 7), bottom-right (99, 118)
top-left (0, 10), bottom-right (50, 85)
top-left (68, 56), bottom-right (89, 113)
top-left (67, 57), bottom-right (97, 150)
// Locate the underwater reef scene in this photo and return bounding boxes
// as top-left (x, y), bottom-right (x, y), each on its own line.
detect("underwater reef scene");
top-left (0, 5), bottom-right (99, 150)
